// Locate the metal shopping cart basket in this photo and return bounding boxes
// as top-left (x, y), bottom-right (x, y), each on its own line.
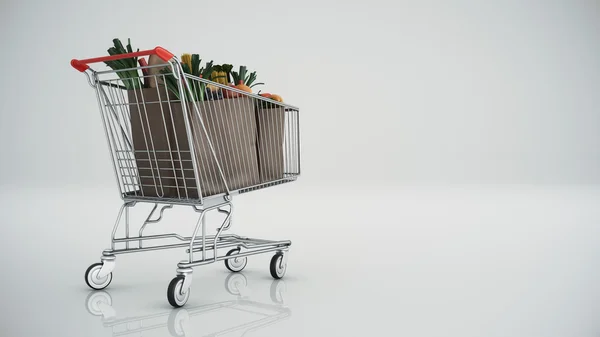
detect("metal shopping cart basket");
top-left (71, 47), bottom-right (300, 307)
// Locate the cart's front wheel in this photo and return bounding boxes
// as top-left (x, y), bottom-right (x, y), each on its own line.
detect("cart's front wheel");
top-left (270, 253), bottom-right (287, 279)
top-left (167, 276), bottom-right (190, 308)
top-left (224, 248), bottom-right (247, 273)
top-left (85, 263), bottom-right (113, 290)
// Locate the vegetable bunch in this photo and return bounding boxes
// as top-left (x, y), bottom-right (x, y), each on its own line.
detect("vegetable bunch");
top-left (100, 39), bottom-right (276, 100)
top-left (210, 64), bottom-right (233, 85)
top-left (231, 66), bottom-right (263, 88)
top-left (162, 53), bottom-right (214, 101)
top-left (104, 38), bottom-right (142, 90)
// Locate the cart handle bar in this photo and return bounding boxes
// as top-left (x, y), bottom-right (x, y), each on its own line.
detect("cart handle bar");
top-left (71, 46), bottom-right (174, 72)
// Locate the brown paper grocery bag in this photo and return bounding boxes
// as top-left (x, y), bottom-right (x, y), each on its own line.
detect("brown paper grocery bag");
top-left (129, 88), bottom-right (261, 199)
top-left (146, 54), bottom-right (169, 88)
top-left (169, 97), bottom-right (261, 198)
top-left (256, 105), bottom-right (285, 182)
top-left (128, 87), bottom-right (180, 198)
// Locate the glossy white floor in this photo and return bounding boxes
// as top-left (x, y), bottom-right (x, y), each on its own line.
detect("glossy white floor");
top-left (1, 183), bottom-right (599, 336)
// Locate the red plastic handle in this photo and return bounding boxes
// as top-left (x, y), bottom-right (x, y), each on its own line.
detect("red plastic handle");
top-left (71, 46), bottom-right (174, 72)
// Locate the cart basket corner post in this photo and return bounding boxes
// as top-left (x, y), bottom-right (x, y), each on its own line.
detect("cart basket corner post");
top-left (72, 46), bottom-right (300, 307)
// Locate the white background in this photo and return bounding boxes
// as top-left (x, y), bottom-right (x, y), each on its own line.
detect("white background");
top-left (1, 0), bottom-right (599, 336)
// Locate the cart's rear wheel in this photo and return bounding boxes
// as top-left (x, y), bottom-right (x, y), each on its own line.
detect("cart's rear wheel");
top-left (270, 253), bottom-right (287, 279)
top-left (85, 263), bottom-right (113, 290)
top-left (167, 276), bottom-right (190, 308)
top-left (224, 248), bottom-right (247, 273)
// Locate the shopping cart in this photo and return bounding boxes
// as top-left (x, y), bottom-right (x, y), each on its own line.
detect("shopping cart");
top-left (71, 46), bottom-right (300, 307)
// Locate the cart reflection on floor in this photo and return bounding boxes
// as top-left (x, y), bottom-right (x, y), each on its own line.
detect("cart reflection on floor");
top-left (85, 274), bottom-right (290, 337)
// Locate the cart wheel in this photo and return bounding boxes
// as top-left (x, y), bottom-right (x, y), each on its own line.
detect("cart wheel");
top-left (167, 276), bottom-right (190, 308)
top-left (224, 249), bottom-right (247, 273)
top-left (85, 263), bottom-right (113, 290)
top-left (269, 253), bottom-right (287, 279)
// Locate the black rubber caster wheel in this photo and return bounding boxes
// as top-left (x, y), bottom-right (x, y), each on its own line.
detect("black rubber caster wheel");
top-left (167, 276), bottom-right (190, 308)
top-left (85, 263), bottom-right (113, 290)
top-left (224, 248), bottom-right (247, 272)
top-left (269, 253), bottom-right (287, 279)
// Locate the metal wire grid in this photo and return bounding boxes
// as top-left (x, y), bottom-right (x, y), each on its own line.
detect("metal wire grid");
top-left (93, 64), bottom-right (300, 204)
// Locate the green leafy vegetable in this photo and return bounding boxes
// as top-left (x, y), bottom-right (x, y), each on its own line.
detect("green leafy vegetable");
top-left (231, 65), bottom-right (263, 88)
top-left (161, 56), bottom-right (214, 101)
top-left (104, 38), bottom-right (142, 90)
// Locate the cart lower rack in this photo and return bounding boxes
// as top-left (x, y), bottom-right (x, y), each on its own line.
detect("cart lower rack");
top-left (72, 47), bottom-right (300, 307)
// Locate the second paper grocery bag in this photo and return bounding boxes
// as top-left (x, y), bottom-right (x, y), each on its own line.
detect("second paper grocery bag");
top-left (168, 97), bottom-right (261, 198)
top-left (129, 89), bottom-right (260, 198)
top-left (256, 104), bottom-right (286, 183)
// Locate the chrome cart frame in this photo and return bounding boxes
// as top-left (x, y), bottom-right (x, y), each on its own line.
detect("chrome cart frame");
top-left (72, 47), bottom-right (300, 307)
